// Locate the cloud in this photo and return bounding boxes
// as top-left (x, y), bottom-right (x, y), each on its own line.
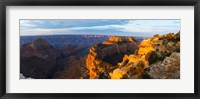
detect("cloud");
top-left (20, 20), bottom-right (37, 27)
top-left (20, 19), bottom-right (180, 37)
top-left (20, 28), bottom-right (71, 36)
top-left (20, 19), bottom-right (129, 28)
top-left (117, 20), bottom-right (180, 34)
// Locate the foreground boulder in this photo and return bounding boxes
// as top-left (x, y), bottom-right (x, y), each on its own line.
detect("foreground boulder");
top-left (148, 52), bottom-right (180, 79)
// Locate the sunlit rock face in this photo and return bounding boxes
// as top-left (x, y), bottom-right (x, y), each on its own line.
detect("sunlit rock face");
top-left (86, 36), bottom-right (139, 79)
top-left (103, 36), bottom-right (137, 44)
top-left (109, 32), bottom-right (180, 79)
top-left (109, 38), bottom-right (154, 79)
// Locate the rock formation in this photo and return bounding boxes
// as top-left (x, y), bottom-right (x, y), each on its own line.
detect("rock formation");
top-left (20, 35), bottom-right (110, 79)
top-left (103, 36), bottom-right (137, 44)
top-left (148, 52), bottom-right (180, 79)
top-left (86, 36), bottom-right (139, 79)
top-left (20, 33), bottom-right (180, 79)
top-left (86, 32), bottom-right (180, 79)
top-left (54, 56), bottom-right (88, 79)
top-left (21, 38), bottom-right (59, 59)
top-left (109, 33), bottom-right (180, 79)
top-left (20, 38), bottom-right (60, 79)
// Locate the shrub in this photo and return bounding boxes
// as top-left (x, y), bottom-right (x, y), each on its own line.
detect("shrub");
top-left (148, 51), bottom-right (159, 65)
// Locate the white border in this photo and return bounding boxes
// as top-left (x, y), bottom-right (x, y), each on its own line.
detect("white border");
top-left (6, 6), bottom-right (194, 93)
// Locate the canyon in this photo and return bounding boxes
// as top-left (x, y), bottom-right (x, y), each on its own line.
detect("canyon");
top-left (20, 32), bottom-right (180, 79)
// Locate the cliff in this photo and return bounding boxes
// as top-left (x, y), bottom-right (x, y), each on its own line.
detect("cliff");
top-left (109, 33), bottom-right (180, 79)
top-left (86, 36), bottom-right (139, 79)
top-left (86, 32), bottom-right (180, 79)
top-left (103, 36), bottom-right (137, 44)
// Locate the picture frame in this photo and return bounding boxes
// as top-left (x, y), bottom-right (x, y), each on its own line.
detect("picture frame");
top-left (0, 0), bottom-right (200, 99)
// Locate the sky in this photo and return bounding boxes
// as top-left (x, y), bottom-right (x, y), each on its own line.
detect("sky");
top-left (20, 19), bottom-right (180, 37)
